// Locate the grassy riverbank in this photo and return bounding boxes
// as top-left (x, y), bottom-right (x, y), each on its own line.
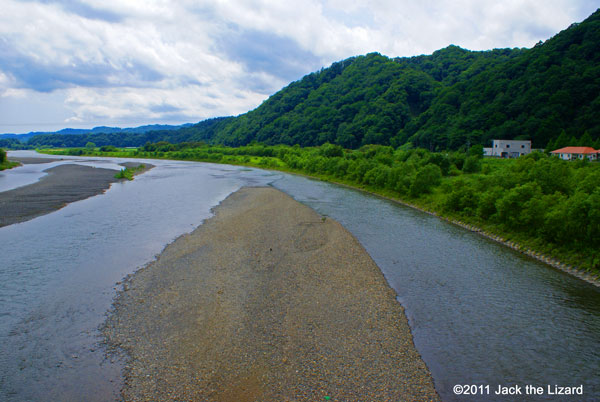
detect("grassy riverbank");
top-left (40, 144), bottom-right (600, 279)
top-left (0, 148), bottom-right (19, 170)
top-left (0, 160), bottom-right (19, 171)
top-left (115, 164), bottom-right (148, 180)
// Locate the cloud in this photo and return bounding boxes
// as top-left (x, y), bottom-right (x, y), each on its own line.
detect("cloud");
top-left (0, 0), bottom-right (598, 133)
top-left (36, 0), bottom-right (124, 23)
top-left (217, 28), bottom-right (323, 85)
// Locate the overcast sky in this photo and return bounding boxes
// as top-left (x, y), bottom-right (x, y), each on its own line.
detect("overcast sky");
top-left (0, 0), bottom-right (597, 134)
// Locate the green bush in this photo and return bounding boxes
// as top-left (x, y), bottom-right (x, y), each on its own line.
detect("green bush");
top-left (463, 155), bottom-right (482, 173)
top-left (410, 164), bottom-right (442, 197)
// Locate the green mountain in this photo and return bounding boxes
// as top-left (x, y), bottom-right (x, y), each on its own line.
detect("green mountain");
top-left (205, 9), bottom-right (600, 150)
top-left (26, 8), bottom-right (600, 150)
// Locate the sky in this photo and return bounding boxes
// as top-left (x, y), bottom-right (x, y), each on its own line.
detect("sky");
top-left (0, 0), bottom-right (598, 134)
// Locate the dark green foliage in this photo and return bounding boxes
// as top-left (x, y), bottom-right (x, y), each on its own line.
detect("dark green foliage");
top-left (0, 148), bottom-right (5, 163)
top-left (410, 164), bottom-right (442, 197)
top-left (26, 117), bottom-right (231, 148)
top-left (0, 138), bottom-right (24, 149)
top-left (26, 10), bottom-right (600, 151)
top-left (100, 145), bottom-right (118, 152)
top-left (462, 156), bottom-right (482, 173)
top-left (49, 140), bottom-right (600, 272)
top-left (319, 143), bottom-right (344, 158)
top-left (445, 179), bottom-right (479, 215)
top-left (468, 144), bottom-right (484, 157)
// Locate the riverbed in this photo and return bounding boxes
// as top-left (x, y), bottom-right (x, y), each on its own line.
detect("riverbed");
top-left (1, 151), bottom-right (599, 401)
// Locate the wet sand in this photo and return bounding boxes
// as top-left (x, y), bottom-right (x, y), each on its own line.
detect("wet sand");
top-left (103, 187), bottom-right (439, 401)
top-left (0, 162), bottom-right (152, 227)
top-left (7, 156), bottom-right (63, 164)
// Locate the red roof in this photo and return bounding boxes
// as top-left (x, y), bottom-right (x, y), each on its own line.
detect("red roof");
top-left (551, 146), bottom-right (598, 154)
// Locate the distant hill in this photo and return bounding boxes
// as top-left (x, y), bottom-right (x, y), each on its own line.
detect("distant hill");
top-left (20, 8), bottom-right (600, 150)
top-left (0, 123), bottom-right (193, 144)
top-left (190, 8), bottom-right (599, 150)
top-left (24, 118), bottom-right (230, 148)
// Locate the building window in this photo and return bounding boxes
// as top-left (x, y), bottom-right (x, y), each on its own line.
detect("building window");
top-left (506, 144), bottom-right (510, 148)
top-left (521, 145), bottom-right (525, 148)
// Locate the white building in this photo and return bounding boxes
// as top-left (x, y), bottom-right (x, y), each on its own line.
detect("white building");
top-left (491, 140), bottom-right (531, 158)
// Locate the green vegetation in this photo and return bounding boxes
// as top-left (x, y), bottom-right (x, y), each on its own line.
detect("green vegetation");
top-left (20, 9), bottom-right (600, 151)
top-left (0, 148), bottom-right (19, 170)
top-left (28, 9), bottom-right (600, 281)
top-left (25, 118), bottom-right (229, 149)
top-left (0, 138), bottom-right (26, 150)
top-left (44, 143), bottom-right (600, 276)
top-left (115, 164), bottom-right (146, 181)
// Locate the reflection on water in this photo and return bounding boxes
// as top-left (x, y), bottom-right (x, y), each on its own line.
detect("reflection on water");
top-left (273, 175), bottom-right (600, 402)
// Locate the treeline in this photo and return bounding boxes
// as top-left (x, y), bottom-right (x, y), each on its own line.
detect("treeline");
top-left (23, 9), bottom-right (600, 151)
top-left (47, 142), bottom-right (600, 272)
top-left (0, 138), bottom-right (27, 149)
top-left (0, 123), bottom-right (197, 149)
top-left (25, 118), bottom-right (231, 149)
top-left (207, 10), bottom-right (600, 150)
top-left (208, 10), bottom-right (600, 150)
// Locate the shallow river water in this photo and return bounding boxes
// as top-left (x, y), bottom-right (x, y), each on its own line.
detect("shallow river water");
top-left (1, 152), bottom-right (599, 401)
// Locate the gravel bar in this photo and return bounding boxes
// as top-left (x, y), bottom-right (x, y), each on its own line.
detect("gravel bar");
top-left (0, 162), bottom-right (152, 227)
top-left (103, 186), bottom-right (440, 402)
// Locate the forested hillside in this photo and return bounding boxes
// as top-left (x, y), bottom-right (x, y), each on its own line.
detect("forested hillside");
top-left (26, 118), bottom-right (231, 148)
top-left (26, 8), bottom-right (600, 150)
top-left (207, 8), bottom-right (599, 150)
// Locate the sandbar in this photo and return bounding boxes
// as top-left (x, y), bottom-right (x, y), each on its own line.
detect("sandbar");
top-left (0, 162), bottom-right (152, 227)
top-left (103, 186), bottom-right (439, 401)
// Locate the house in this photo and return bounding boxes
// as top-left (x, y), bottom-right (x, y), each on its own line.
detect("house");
top-left (490, 140), bottom-right (532, 158)
top-left (550, 146), bottom-right (599, 161)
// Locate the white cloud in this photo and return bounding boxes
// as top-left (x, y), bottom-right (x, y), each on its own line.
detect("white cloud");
top-left (0, 0), bottom-right (597, 133)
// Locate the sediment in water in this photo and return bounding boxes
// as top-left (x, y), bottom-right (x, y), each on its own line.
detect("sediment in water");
top-left (0, 162), bottom-right (152, 228)
top-left (103, 186), bottom-right (439, 401)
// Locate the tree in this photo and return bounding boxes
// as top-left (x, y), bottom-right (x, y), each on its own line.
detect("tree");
top-left (0, 148), bottom-right (6, 163)
top-left (468, 144), bottom-right (484, 158)
top-left (553, 130), bottom-right (571, 149)
top-left (409, 164), bottom-right (442, 197)
top-left (463, 155), bottom-right (482, 173)
top-left (85, 142), bottom-right (96, 149)
top-left (578, 131), bottom-right (593, 146)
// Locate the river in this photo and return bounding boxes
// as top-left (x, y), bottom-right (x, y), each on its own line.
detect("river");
top-left (1, 152), bottom-right (599, 401)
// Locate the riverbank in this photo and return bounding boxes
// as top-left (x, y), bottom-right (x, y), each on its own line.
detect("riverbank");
top-left (39, 148), bottom-right (599, 286)
top-left (0, 160), bottom-right (20, 170)
top-left (323, 180), bottom-right (600, 288)
top-left (0, 161), bottom-right (153, 227)
top-left (103, 186), bottom-right (439, 401)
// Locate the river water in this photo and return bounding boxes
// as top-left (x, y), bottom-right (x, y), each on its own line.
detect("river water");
top-left (1, 152), bottom-right (599, 401)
